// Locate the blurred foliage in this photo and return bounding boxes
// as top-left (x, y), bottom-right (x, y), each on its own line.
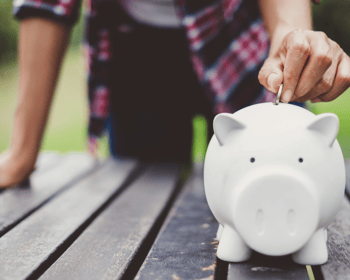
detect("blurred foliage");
top-left (0, 0), bottom-right (349, 62)
top-left (0, 1), bottom-right (19, 62)
top-left (0, 0), bottom-right (85, 63)
top-left (313, 0), bottom-right (350, 55)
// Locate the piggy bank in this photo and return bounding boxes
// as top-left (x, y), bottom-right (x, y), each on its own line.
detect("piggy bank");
top-left (203, 102), bottom-right (345, 265)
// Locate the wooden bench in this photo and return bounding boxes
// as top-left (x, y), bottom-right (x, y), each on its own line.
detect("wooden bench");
top-left (0, 153), bottom-right (349, 280)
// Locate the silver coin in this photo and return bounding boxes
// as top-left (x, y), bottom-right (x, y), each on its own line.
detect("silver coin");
top-left (274, 84), bottom-right (283, 105)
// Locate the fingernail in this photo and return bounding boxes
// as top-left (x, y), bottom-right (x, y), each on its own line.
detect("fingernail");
top-left (282, 90), bottom-right (293, 103)
top-left (267, 73), bottom-right (277, 89)
top-left (311, 98), bottom-right (321, 103)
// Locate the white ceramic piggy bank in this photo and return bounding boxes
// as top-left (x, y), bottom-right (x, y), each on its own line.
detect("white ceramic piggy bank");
top-left (204, 102), bottom-right (345, 265)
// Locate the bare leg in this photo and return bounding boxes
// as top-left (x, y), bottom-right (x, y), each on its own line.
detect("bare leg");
top-left (0, 18), bottom-right (70, 187)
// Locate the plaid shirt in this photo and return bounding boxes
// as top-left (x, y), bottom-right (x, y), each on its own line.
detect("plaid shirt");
top-left (13, 0), bottom-right (319, 151)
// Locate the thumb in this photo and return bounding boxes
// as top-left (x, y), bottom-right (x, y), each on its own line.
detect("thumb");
top-left (258, 58), bottom-right (283, 93)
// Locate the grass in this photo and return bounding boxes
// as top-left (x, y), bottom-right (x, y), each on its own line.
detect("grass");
top-left (1, 47), bottom-right (350, 160)
top-left (307, 92), bottom-right (350, 158)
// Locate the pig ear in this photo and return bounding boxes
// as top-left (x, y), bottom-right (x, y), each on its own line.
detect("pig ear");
top-left (306, 113), bottom-right (339, 147)
top-left (214, 113), bottom-right (246, 146)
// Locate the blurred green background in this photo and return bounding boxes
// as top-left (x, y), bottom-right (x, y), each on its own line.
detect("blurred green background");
top-left (0, 0), bottom-right (350, 161)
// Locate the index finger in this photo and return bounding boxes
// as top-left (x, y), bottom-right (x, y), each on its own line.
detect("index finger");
top-left (281, 31), bottom-right (310, 103)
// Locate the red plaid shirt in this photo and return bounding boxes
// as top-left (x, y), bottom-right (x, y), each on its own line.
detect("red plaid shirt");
top-left (13, 0), bottom-right (319, 150)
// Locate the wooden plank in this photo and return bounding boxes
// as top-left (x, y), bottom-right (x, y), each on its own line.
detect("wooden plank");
top-left (39, 163), bottom-right (181, 280)
top-left (0, 158), bottom-right (137, 280)
top-left (35, 152), bottom-right (62, 174)
top-left (227, 253), bottom-right (309, 280)
top-left (0, 154), bottom-right (96, 236)
top-left (316, 197), bottom-right (350, 280)
top-left (136, 166), bottom-right (219, 280)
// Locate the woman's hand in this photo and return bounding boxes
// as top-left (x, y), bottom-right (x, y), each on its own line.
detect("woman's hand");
top-left (259, 29), bottom-right (350, 103)
top-left (0, 150), bottom-right (35, 188)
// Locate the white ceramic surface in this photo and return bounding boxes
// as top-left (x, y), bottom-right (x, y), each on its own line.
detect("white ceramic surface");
top-left (204, 102), bottom-right (346, 265)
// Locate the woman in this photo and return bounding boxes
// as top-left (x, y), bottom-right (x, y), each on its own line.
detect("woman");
top-left (1, 0), bottom-right (349, 187)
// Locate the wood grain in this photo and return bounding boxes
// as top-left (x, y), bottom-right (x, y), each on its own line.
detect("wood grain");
top-left (39, 163), bottom-right (181, 280)
top-left (0, 158), bottom-right (137, 280)
top-left (136, 167), bottom-right (218, 280)
top-left (0, 154), bottom-right (96, 236)
top-left (318, 197), bottom-right (350, 280)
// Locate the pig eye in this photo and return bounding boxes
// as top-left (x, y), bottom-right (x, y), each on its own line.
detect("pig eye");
top-left (250, 157), bottom-right (255, 163)
top-left (299, 158), bottom-right (303, 163)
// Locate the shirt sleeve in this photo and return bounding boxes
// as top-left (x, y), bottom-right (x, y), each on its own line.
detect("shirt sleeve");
top-left (13, 0), bottom-right (82, 26)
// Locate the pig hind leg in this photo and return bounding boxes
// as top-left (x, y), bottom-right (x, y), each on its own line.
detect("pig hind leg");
top-left (292, 228), bottom-right (328, 265)
top-left (217, 226), bottom-right (252, 262)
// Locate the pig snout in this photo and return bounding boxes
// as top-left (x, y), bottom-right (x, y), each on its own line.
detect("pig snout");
top-left (232, 167), bottom-right (319, 256)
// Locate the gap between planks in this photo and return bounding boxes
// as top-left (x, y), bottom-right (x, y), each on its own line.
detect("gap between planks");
top-left (39, 163), bottom-right (182, 280)
top-left (0, 158), bottom-right (138, 280)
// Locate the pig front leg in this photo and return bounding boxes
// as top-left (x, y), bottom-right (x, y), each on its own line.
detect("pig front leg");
top-left (216, 224), bottom-right (224, 241)
top-left (292, 228), bottom-right (328, 265)
top-left (217, 226), bottom-right (252, 262)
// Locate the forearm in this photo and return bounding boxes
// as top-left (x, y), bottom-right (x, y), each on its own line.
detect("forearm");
top-left (258, 0), bottom-right (312, 56)
top-left (12, 18), bottom-right (71, 164)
